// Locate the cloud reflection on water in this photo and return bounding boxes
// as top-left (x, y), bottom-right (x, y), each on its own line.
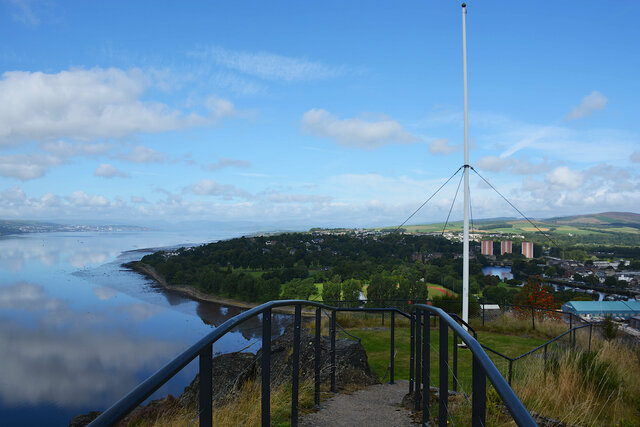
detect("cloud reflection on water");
top-left (0, 282), bottom-right (182, 407)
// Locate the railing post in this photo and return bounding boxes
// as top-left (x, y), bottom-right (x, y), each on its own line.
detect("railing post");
top-left (569, 313), bottom-right (572, 331)
top-left (482, 303), bottom-right (485, 326)
top-left (531, 307), bottom-right (535, 330)
top-left (330, 310), bottom-right (336, 393)
top-left (390, 310), bottom-right (395, 384)
top-left (409, 313), bottom-right (415, 393)
top-left (198, 343), bottom-right (213, 427)
top-left (423, 310), bottom-right (430, 425)
top-left (291, 305), bottom-right (301, 426)
top-left (439, 319), bottom-right (448, 427)
top-left (471, 355), bottom-right (486, 427)
top-left (588, 323), bottom-right (592, 352)
top-left (452, 331), bottom-right (458, 392)
top-left (314, 307), bottom-right (321, 407)
top-left (261, 308), bottom-right (272, 427)
top-left (544, 344), bottom-right (548, 381)
top-left (508, 359), bottom-right (513, 386)
top-left (415, 310), bottom-right (422, 411)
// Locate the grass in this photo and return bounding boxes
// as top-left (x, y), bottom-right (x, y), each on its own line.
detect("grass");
top-left (427, 283), bottom-right (457, 298)
top-left (142, 310), bottom-right (639, 426)
top-left (337, 311), bottom-right (640, 426)
top-left (145, 378), bottom-right (319, 427)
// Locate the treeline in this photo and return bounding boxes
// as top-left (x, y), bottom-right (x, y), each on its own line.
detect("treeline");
top-left (136, 232), bottom-right (601, 306)
top-left (137, 233), bottom-right (465, 303)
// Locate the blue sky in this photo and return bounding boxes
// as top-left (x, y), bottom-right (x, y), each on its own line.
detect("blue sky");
top-left (0, 0), bottom-right (638, 228)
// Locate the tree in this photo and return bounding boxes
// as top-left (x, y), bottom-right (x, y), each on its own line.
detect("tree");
top-left (514, 276), bottom-right (559, 320)
top-left (322, 280), bottom-right (342, 302)
top-left (341, 278), bottom-right (362, 307)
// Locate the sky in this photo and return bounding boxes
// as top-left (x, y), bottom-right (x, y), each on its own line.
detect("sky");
top-left (0, 0), bottom-right (638, 229)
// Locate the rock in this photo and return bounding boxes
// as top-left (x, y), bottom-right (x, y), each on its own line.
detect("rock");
top-left (69, 411), bottom-right (101, 427)
top-left (179, 323), bottom-right (378, 409)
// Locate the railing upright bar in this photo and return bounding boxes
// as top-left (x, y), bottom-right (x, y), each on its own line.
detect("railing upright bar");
top-left (508, 359), bottom-right (513, 386)
top-left (544, 344), bottom-right (548, 381)
top-left (423, 310), bottom-right (430, 425)
top-left (330, 310), bottom-right (337, 393)
top-left (452, 331), bottom-right (458, 392)
top-left (588, 323), bottom-right (592, 352)
top-left (198, 343), bottom-right (213, 427)
top-left (409, 313), bottom-right (415, 393)
top-left (439, 319), bottom-right (448, 427)
top-left (390, 310), bottom-right (395, 384)
top-left (291, 304), bottom-right (301, 426)
top-left (531, 307), bottom-right (535, 330)
top-left (415, 309), bottom-right (422, 411)
top-left (471, 355), bottom-right (486, 427)
top-left (261, 308), bottom-right (272, 427)
top-left (314, 307), bottom-right (321, 407)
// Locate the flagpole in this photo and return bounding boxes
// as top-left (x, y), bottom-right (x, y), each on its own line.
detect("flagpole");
top-left (461, 3), bottom-right (470, 326)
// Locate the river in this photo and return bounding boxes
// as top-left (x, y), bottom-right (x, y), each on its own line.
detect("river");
top-left (481, 265), bottom-right (513, 281)
top-left (0, 230), bottom-right (290, 426)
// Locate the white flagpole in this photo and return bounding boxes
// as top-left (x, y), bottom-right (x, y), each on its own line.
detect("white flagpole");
top-left (462, 3), bottom-right (470, 326)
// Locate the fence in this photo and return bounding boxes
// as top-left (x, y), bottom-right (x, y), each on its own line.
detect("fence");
top-left (88, 299), bottom-right (535, 427)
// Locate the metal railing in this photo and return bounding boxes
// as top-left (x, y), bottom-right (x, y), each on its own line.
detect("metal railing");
top-left (409, 304), bottom-right (536, 426)
top-left (89, 300), bottom-right (535, 427)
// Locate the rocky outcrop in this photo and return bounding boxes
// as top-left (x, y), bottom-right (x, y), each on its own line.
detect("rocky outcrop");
top-left (180, 324), bottom-right (379, 409)
top-left (70, 324), bottom-right (378, 426)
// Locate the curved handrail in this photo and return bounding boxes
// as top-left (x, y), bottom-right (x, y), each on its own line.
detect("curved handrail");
top-left (90, 300), bottom-right (413, 427)
top-left (412, 304), bottom-right (536, 426)
top-left (512, 323), bottom-right (591, 361)
top-left (90, 300), bottom-right (333, 427)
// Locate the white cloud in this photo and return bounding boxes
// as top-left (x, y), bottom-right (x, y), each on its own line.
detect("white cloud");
top-left (204, 157), bottom-right (251, 171)
top-left (0, 68), bottom-right (235, 146)
top-left (267, 193), bottom-right (332, 204)
top-left (565, 90), bottom-right (608, 121)
top-left (118, 145), bottom-right (166, 163)
top-left (544, 166), bottom-right (584, 189)
top-left (69, 191), bottom-right (111, 208)
top-left (130, 196), bottom-right (149, 204)
top-left (631, 151), bottom-right (640, 163)
top-left (301, 109), bottom-right (418, 149)
top-left (94, 163), bottom-right (130, 179)
top-left (0, 153), bottom-right (64, 180)
top-left (428, 138), bottom-right (459, 155)
top-left (193, 46), bottom-right (343, 81)
top-left (189, 179), bottom-right (251, 199)
top-left (9, 0), bottom-right (39, 27)
top-left (475, 156), bottom-right (551, 175)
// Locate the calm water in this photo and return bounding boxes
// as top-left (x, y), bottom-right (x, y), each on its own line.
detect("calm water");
top-left (482, 265), bottom-right (513, 281)
top-left (0, 230), bottom-right (289, 426)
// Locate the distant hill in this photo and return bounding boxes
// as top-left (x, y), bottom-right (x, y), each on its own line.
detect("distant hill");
top-left (545, 212), bottom-right (640, 227)
top-left (380, 212), bottom-right (640, 246)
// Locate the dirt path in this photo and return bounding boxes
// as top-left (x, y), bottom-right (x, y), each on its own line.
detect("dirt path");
top-left (299, 380), bottom-right (416, 426)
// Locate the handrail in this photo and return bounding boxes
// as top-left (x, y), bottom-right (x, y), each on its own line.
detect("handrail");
top-left (512, 323), bottom-right (591, 362)
top-left (412, 304), bottom-right (536, 426)
top-left (90, 299), bottom-right (332, 427)
top-left (90, 299), bottom-right (534, 427)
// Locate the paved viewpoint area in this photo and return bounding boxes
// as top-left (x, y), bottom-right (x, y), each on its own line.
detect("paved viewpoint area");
top-left (299, 380), bottom-right (416, 426)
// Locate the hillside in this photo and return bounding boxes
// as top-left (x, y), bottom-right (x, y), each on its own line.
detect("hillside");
top-left (383, 212), bottom-right (640, 246)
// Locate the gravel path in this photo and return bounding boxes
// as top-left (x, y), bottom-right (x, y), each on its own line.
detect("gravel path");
top-left (299, 380), bottom-right (417, 426)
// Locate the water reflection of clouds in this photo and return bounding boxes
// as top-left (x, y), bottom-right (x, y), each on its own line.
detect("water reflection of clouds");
top-left (0, 318), bottom-right (182, 407)
top-left (93, 286), bottom-right (117, 300)
top-left (0, 235), bottom-right (115, 272)
top-left (0, 282), bottom-right (182, 407)
top-left (67, 250), bottom-right (109, 268)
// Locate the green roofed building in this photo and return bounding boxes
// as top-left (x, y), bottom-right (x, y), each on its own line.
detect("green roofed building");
top-left (561, 300), bottom-right (640, 320)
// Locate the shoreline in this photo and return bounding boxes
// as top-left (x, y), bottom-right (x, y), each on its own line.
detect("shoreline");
top-left (126, 262), bottom-right (315, 316)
